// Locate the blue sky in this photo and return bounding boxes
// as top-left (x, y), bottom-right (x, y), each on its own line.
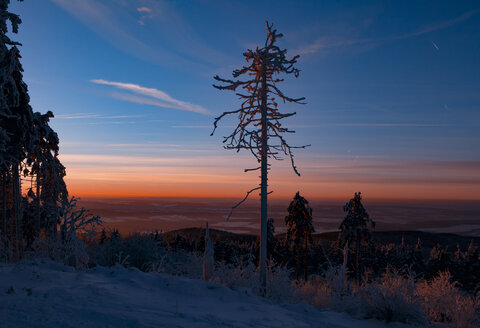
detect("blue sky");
top-left (8, 0), bottom-right (480, 200)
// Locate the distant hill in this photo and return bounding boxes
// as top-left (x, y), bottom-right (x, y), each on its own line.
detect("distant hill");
top-left (164, 227), bottom-right (479, 250)
top-left (309, 230), bottom-right (480, 250)
top-left (163, 227), bottom-right (257, 244)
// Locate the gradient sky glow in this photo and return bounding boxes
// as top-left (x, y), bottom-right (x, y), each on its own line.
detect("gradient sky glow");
top-left (9, 0), bottom-right (480, 200)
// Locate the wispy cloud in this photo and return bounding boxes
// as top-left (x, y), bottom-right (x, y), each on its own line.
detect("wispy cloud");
top-left (171, 125), bottom-right (212, 129)
top-left (137, 7), bottom-right (152, 13)
top-left (60, 153), bottom-right (252, 172)
top-left (137, 6), bottom-right (153, 25)
top-left (335, 123), bottom-right (449, 127)
top-left (106, 143), bottom-right (181, 148)
top-left (59, 140), bottom-right (217, 153)
top-left (50, 0), bottom-right (150, 54)
top-left (295, 37), bottom-right (371, 55)
top-left (91, 79), bottom-right (211, 115)
top-left (393, 9), bottom-right (480, 40)
top-left (51, 0), bottom-right (230, 69)
top-left (55, 113), bottom-right (140, 120)
top-left (297, 9), bottom-right (480, 55)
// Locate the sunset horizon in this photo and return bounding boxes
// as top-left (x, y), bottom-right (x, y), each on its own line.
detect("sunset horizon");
top-left (8, 0), bottom-right (479, 206)
top-left (1, 1), bottom-right (480, 327)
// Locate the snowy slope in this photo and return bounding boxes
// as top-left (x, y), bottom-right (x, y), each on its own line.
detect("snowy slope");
top-left (1, 260), bottom-right (418, 328)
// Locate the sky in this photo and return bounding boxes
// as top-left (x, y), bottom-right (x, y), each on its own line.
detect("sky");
top-left (8, 0), bottom-right (480, 200)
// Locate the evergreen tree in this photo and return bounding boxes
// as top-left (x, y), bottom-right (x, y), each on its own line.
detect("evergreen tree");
top-left (267, 217), bottom-right (276, 260)
top-left (0, 1), bottom-right (68, 258)
top-left (0, 0), bottom-right (34, 259)
top-left (338, 192), bottom-right (375, 281)
top-left (26, 111), bottom-right (68, 240)
top-left (285, 192), bottom-right (315, 280)
top-left (211, 22), bottom-right (307, 293)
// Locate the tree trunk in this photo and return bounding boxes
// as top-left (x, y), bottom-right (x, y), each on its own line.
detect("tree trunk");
top-left (303, 235), bottom-right (308, 281)
top-left (35, 173), bottom-right (40, 237)
top-left (356, 238), bottom-right (360, 282)
top-left (203, 221), bottom-right (214, 281)
top-left (1, 172), bottom-right (7, 250)
top-left (259, 69), bottom-right (268, 295)
top-left (12, 165), bottom-right (23, 260)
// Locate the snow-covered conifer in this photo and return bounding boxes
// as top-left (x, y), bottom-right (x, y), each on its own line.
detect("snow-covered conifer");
top-left (0, 0), bottom-right (35, 259)
top-left (0, 1), bottom-right (69, 259)
top-left (267, 218), bottom-right (276, 259)
top-left (338, 192), bottom-right (375, 281)
top-left (285, 192), bottom-right (315, 280)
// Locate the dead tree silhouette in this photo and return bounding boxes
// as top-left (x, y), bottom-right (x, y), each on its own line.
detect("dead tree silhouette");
top-left (211, 21), bottom-right (308, 294)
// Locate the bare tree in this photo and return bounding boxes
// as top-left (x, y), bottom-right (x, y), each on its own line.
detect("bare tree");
top-left (211, 22), bottom-right (307, 294)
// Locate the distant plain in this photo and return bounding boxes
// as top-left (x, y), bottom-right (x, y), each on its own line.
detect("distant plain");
top-left (78, 197), bottom-right (480, 237)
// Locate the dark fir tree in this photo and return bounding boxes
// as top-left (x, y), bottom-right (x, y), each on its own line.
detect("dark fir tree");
top-left (0, 0), bottom-right (34, 259)
top-left (338, 192), bottom-right (375, 281)
top-left (211, 22), bottom-right (307, 293)
top-left (266, 218), bottom-right (276, 260)
top-left (0, 0), bottom-right (68, 259)
top-left (285, 192), bottom-right (315, 280)
top-left (26, 111), bottom-right (68, 241)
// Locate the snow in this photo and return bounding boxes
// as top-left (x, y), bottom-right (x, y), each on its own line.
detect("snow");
top-left (0, 260), bottom-right (419, 328)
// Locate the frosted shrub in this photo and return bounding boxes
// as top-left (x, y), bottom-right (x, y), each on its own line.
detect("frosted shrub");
top-left (62, 235), bottom-right (89, 269)
top-left (417, 271), bottom-right (479, 328)
top-left (297, 267), bottom-right (478, 326)
top-left (122, 233), bottom-right (161, 270)
top-left (95, 231), bottom-right (124, 267)
top-left (0, 232), bottom-right (12, 262)
top-left (296, 265), bottom-right (357, 312)
top-left (265, 262), bottom-right (295, 302)
top-left (213, 259), bottom-right (295, 301)
top-left (213, 260), bottom-right (257, 289)
top-left (296, 276), bottom-right (333, 309)
top-left (95, 232), bottom-right (166, 271)
top-left (358, 269), bottom-right (426, 324)
top-left (149, 250), bottom-right (203, 279)
top-left (57, 197), bottom-right (101, 269)
top-left (29, 235), bottom-right (88, 270)
top-left (324, 264), bottom-right (350, 298)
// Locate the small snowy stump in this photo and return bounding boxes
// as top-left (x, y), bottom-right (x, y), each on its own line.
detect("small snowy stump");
top-left (203, 221), bottom-right (214, 281)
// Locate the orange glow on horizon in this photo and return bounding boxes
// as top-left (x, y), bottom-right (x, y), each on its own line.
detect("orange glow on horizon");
top-left (52, 153), bottom-right (480, 201)
top-left (64, 175), bottom-right (480, 201)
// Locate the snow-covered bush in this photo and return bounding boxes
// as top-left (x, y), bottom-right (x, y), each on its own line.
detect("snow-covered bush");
top-left (149, 250), bottom-right (203, 279)
top-left (96, 231), bottom-right (167, 271)
top-left (358, 269), bottom-right (426, 324)
top-left (59, 197), bottom-right (101, 269)
top-left (212, 259), bottom-right (295, 302)
top-left (212, 260), bottom-right (257, 289)
top-left (95, 230), bottom-right (123, 266)
top-left (296, 265), bottom-right (357, 312)
top-left (122, 233), bottom-right (163, 270)
top-left (296, 266), bottom-right (479, 327)
top-left (0, 231), bottom-right (11, 262)
top-left (416, 271), bottom-right (479, 328)
top-left (29, 197), bottom-right (100, 269)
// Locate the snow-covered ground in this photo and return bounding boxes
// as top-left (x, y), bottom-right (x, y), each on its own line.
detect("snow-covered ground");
top-left (1, 260), bottom-right (418, 328)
